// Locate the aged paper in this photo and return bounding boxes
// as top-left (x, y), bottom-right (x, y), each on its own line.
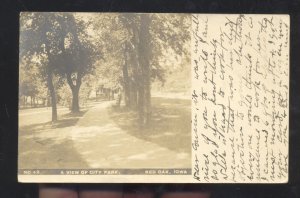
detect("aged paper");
top-left (18, 13), bottom-right (289, 183)
top-left (192, 14), bottom-right (289, 183)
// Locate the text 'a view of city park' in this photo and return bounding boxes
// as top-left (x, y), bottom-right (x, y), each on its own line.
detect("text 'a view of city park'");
top-left (19, 13), bottom-right (191, 170)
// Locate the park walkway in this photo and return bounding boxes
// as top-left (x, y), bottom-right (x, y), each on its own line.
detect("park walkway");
top-left (69, 101), bottom-right (190, 169)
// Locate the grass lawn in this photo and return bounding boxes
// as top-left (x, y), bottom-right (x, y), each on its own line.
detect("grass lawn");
top-left (108, 97), bottom-right (191, 153)
top-left (18, 107), bottom-right (91, 169)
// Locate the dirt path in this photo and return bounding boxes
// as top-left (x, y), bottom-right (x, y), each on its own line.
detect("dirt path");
top-left (70, 101), bottom-right (190, 169)
top-left (19, 100), bottom-right (190, 169)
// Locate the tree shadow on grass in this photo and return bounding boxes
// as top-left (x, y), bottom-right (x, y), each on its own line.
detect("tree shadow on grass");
top-left (19, 109), bottom-right (89, 134)
top-left (19, 135), bottom-right (90, 169)
top-left (108, 97), bottom-right (191, 153)
top-left (19, 109), bottom-right (90, 169)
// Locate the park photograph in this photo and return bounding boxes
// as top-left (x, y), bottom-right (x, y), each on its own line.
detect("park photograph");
top-left (18, 12), bottom-right (191, 171)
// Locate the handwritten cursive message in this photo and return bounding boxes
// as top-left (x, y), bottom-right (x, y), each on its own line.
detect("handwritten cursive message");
top-left (192, 14), bottom-right (289, 183)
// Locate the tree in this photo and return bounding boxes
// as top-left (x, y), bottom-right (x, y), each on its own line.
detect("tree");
top-left (54, 13), bottom-right (96, 113)
top-left (119, 13), bottom-right (190, 126)
top-left (19, 57), bottom-right (49, 108)
top-left (20, 13), bottom-right (67, 121)
top-left (137, 14), bottom-right (152, 126)
top-left (91, 13), bottom-right (190, 127)
top-left (20, 13), bottom-right (96, 120)
top-left (91, 14), bottom-right (127, 103)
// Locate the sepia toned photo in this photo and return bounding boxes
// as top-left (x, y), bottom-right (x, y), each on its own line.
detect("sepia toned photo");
top-left (18, 13), bottom-right (289, 183)
top-left (18, 13), bottom-right (191, 182)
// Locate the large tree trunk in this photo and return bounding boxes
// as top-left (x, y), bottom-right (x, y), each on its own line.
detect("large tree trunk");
top-left (138, 14), bottom-right (152, 126)
top-left (47, 72), bottom-right (57, 122)
top-left (71, 86), bottom-right (80, 113)
top-left (125, 14), bottom-right (152, 126)
top-left (123, 43), bottom-right (130, 107)
top-left (67, 73), bottom-right (81, 114)
top-left (130, 22), bottom-right (140, 110)
top-left (45, 45), bottom-right (58, 121)
top-left (130, 80), bottom-right (138, 109)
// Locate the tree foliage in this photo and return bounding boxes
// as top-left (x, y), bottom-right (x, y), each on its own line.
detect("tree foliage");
top-left (20, 13), bottom-right (97, 120)
top-left (19, 13), bottom-right (190, 126)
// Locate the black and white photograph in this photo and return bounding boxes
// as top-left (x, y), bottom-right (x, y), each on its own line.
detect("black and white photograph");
top-left (18, 13), bottom-right (191, 174)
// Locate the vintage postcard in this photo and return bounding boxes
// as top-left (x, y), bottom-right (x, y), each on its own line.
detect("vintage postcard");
top-left (18, 13), bottom-right (289, 183)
